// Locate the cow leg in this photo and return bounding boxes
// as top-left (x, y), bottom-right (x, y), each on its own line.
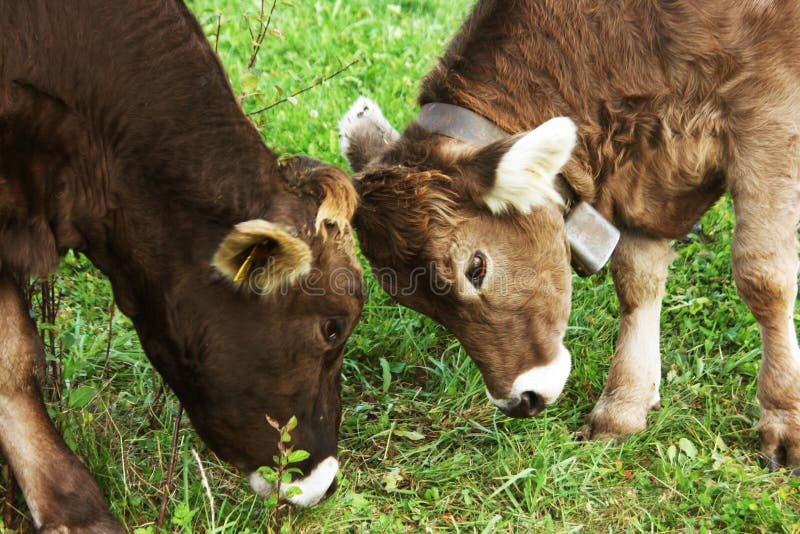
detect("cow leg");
top-left (582, 233), bottom-right (675, 439)
top-left (729, 165), bottom-right (800, 470)
top-left (0, 271), bottom-right (124, 533)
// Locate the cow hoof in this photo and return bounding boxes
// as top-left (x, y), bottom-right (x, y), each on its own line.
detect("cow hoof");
top-left (576, 423), bottom-right (628, 444)
top-left (579, 399), bottom-right (649, 441)
top-left (759, 421), bottom-right (800, 474)
top-left (759, 452), bottom-right (800, 476)
top-left (760, 450), bottom-right (800, 476)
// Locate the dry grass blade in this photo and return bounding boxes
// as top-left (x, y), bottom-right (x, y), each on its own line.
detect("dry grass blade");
top-left (191, 448), bottom-right (216, 532)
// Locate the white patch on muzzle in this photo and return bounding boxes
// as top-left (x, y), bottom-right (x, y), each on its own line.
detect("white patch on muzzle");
top-left (486, 345), bottom-right (572, 410)
top-left (248, 456), bottom-right (338, 507)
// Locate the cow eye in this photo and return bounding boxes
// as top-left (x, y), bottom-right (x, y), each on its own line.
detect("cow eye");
top-left (467, 252), bottom-right (487, 288)
top-left (321, 318), bottom-right (343, 344)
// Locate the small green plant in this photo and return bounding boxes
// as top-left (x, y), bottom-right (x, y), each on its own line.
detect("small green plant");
top-left (170, 501), bottom-right (195, 532)
top-left (257, 415), bottom-right (310, 532)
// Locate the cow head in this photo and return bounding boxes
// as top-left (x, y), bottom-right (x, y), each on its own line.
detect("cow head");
top-left (339, 97), bottom-right (576, 418)
top-left (110, 157), bottom-right (363, 506)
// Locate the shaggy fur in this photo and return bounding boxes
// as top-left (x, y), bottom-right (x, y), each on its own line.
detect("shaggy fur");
top-left (1, 1), bottom-right (363, 529)
top-left (341, 0), bottom-right (800, 469)
top-left (355, 167), bottom-right (461, 264)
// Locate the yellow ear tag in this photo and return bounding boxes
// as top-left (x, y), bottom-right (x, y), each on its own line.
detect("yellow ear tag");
top-left (233, 245), bottom-right (257, 284)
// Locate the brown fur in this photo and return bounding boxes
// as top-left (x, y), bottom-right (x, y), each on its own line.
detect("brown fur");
top-left (356, 166), bottom-right (460, 264)
top-left (342, 0), bottom-right (800, 468)
top-left (1, 1), bottom-right (363, 528)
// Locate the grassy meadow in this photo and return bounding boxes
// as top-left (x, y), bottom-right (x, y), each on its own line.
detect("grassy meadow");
top-left (3, 0), bottom-right (800, 532)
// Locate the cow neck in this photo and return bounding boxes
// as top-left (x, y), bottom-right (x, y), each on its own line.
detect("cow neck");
top-left (415, 102), bottom-right (620, 276)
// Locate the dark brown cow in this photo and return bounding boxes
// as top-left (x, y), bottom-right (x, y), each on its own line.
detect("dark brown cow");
top-left (0, 1), bottom-right (363, 530)
top-left (340, 0), bottom-right (800, 470)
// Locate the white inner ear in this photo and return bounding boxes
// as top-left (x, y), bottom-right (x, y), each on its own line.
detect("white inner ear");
top-left (338, 96), bottom-right (400, 158)
top-left (484, 116), bottom-right (577, 215)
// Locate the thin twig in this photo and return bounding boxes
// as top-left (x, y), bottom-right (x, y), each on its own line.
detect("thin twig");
top-left (191, 449), bottom-right (216, 532)
top-left (102, 302), bottom-right (115, 375)
top-left (157, 405), bottom-right (184, 529)
top-left (247, 17), bottom-right (254, 43)
top-left (247, 0), bottom-right (278, 71)
top-left (238, 0), bottom-right (278, 104)
top-left (214, 14), bottom-right (222, 54)
top-left (40, 277), bottom-right (61, 401)
top-left (247, 59), bottom-right (360, 116)
top-left (249, 0), bottom-right (266, 69)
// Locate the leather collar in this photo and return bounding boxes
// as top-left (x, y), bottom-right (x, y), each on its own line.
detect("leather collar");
top-left (417, 102), bottom-right (509, 147)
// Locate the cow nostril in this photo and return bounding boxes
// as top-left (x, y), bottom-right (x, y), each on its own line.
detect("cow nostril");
top-left (521, 391), bottom-right (545, 417)
top-left (506, 391), bottom-right (545, 418)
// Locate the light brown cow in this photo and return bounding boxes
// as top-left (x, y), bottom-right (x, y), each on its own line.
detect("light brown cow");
top-left (340, 0), bottom-right (800, 469)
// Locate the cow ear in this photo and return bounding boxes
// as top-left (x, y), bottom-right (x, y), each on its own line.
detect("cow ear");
top-left (338, 96), bottom-right (400, 172)
top-left (312, 166), bottom-right (358, 236)
top-left (213, 220), bottom-right (312, 295)
top-left (464, 117), bottom-right (577, 215)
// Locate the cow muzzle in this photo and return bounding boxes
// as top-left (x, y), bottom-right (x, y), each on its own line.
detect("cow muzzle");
top-left (248, 456), bottom-right (338, 507)
top-left (485, 345), bottom-right (572, 418)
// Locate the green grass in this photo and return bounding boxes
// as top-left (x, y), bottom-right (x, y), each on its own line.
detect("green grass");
top-left (3, 1), bottom-right (800, 532)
